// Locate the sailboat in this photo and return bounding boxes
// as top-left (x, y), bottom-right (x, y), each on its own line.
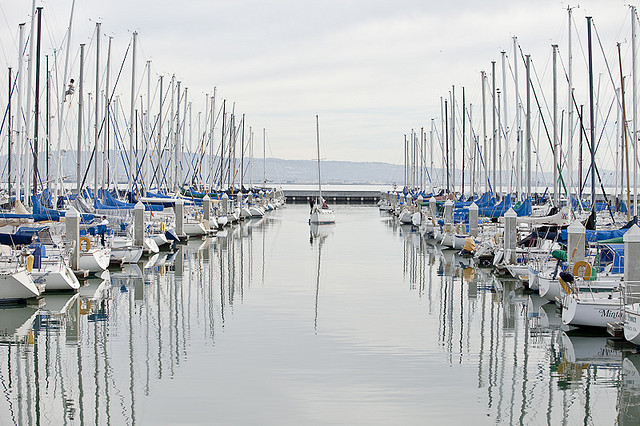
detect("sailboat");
top-left (309, 115), bottom-right (336, 225)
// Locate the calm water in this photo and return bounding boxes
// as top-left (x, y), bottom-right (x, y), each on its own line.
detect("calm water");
top-left (1, 204), bottom-right (640, 425)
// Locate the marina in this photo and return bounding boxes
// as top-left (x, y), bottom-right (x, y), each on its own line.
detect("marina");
top-left (4, 1), bottom-right (640, 424)
top-left (2, 204), bottom-right (640, 425)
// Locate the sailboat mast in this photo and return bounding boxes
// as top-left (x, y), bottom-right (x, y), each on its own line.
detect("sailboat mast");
top-left (553, 44), bottom-right (559, 206)
top-left (451, 87), bottom-right (455, 193)
top-left (462, 88), bottom-right (466, 197)
top-left (220, 99), bottom-right (225, 190)
top-left (501, 51), bottom-right (510, 196)
top-left (618, 43), bottom-right (632, 221)
top-left (525, 54), bottom-right (532, 199)
top-left (156, 75), bottom-right (162, 190)
top-left (94, 22), bottom-right (100, 196)
top-left (440, 96), bottom-right (445, 189)
top-left (481, 71), bottom-right (487, 193)
top-left (214, 87), bottom-right (216, 189)
top-left (56, 0), bottom-right (75, 198)
top-left (33, 7), bottom-right (42, 195)
top-left (129, 32), bottom-right (137, 196)
top-left (587, 17), bottom-right (596, 212)
top-left (567, 6), bottom-right (574, 207)
top-left (445, 99), bottom-right (449, 192)
top-left (263, 128), bottom-right (266, 187)
top-left (103, 36), bottom-right (111, 190)
top-left (46, 56), bottom-right (50, 191)
top-left (497, 89), bottom-right (501, 195)
top-left (491, 61), bottom-right (496, 195)
top-left (24, 0), bottom-right (36, 206)
top-left (430, 119), bottom-right (434, 192)
top-left (145, 60), bottom-right (150, 193)
top-left (241, 113), bottom-right (245, 190)
top-left (76, 43), bottom-right (84, 195)
top-left (632, 6), bottom-right (638, 216)
top-left (513, 37), bottom-right (521, 198)
top-left (7, 68), bottom-right (11, 197)
top-left (174, 80), bottom-right (181, 191)
top-left (316, 115), bottom-right (323, 201)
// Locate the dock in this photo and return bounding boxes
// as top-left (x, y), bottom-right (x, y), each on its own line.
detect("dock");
top-left (283, 189), bottom-right (381, 204)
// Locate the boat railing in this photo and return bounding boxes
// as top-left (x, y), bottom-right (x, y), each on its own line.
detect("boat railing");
top-left (624, 280), bottom-right (640, 307)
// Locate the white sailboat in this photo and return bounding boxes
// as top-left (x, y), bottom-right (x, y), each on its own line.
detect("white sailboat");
top-left (309, 115), bottom-right (335, 225)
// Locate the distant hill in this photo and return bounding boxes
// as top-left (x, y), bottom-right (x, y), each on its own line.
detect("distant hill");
top-left (4, 150), bottom-right (623, 190)
top-left (254, 158), bottom-right (405, 185)
top-left (4, 151), bottom-right (406, 185)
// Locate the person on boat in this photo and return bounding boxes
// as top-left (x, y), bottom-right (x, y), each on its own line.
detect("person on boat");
top-left (322, 200), bottom-right (328, 209)
top-left (99, 215), bottom-right (108, 246)
top-left (309, 198), bottom-right (315, 213)
top-left (64, 79), bottom-right (75, 102)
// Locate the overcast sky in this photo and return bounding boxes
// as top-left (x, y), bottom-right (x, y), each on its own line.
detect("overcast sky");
top-left (0, 0), bottom-right (636, 167)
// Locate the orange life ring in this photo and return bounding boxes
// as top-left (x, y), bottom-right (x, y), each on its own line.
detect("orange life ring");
top-left (559, 276), bottom-right (574, 294)
top-left (80, 300), bottom-right (92, 315)
top-left (79, 236), bottom-right (91, 251)
top-left (572, 261), bottom-right (592, 280)
top-left (26, 255), bottom-right (34, 272)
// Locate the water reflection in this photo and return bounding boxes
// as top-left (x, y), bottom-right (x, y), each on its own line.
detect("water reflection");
top-left (395, 215), bottom-right (640, 424)
top-left (0, 212), bottom-right (276, 426)
top-left (310, 223), bottom-right (335, 333)
top-left (1, 206), bottom-right (639, 424)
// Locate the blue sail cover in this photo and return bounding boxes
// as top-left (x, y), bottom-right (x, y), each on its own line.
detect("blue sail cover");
top-left (514, 198), bottom-right (533, 217)
top-left (478, 195), bottom-right (512, 217)
top-left (599, 244), bottom-right (624, 274)
top-left (559, 227), bottom-right (628, 244)
top-left (98, 189), bottom-right (164, 211)
top-left (454, 191), bottom-right (495, 208)
top-left (571, 196), bottom-right (614, 213)
top-left (454, 194), bottom-right (513, 218)
top-left (0, 232), bottom-right (33, 246)
top-left (32, 195), bottom-right (94, 223)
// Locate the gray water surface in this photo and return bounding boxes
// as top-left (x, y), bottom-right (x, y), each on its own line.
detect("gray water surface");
top-left (1, 204), bottom-right (639, 425)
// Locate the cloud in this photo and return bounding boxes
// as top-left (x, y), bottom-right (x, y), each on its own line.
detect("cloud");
top-left (0, 0), bottom-right (635, 172)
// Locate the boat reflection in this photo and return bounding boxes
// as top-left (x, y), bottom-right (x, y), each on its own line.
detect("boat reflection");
top-left (394, 219), bottom-right (634, 424)
top-left (0, 304), bottom-right (39, 344)
top-left (310, 222), bottom-right (333, 333)
top-left (0, 214), bottom-right (277, 426)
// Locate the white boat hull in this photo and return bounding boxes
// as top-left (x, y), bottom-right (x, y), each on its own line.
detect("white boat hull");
top-left (110, 246), bottom-right (143, 263)
top-left (31, 263), bottom-right (80, 292)
top-left (0, 268), bottom-right (41, 302)
top-left (249, 206), bottom-right (265, 218)
top-left (505, 264), bottom-right (530, 280)
top-left (79, 248), bottom-right (111, 272)
top-left (538, 274), bottom-right (561, 302)
top-left (144, 237), bottom-right (160, 254)
top-left (184, 222), bottom-right (207, 237)
top-left (310, 207), bottom-right (335, 225)
top-left (562, 292), bottom-right (623, 328)
top-left (624, 304), bottom-right (640, 345)
top-left (152, 232), bottom-right (169, 248)
top-left (398, 209), bottom-right (412, 224)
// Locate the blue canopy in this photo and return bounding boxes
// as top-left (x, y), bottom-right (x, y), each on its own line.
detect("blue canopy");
top-left (32, 195), bottom-right (94, 223)
top-left (599, 244), bottom-right (624, 274)
top-left (559, 227), bottom-right (627, 243)
top-left (98, 189), bottom-right (164, 211)
top-left (514, 198), bottom-right (533, 217)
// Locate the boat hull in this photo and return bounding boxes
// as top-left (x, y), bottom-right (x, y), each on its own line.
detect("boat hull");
top-left (624, 304), bottom-right (640, 345)
top-left (310, 208), bottom-right (335, 225)
top-left (562, 293), bottom-right (623, 328)
top-left (79, 248), bottom-right (111, 272)
top-left (31, 263), bottom-right (80, 292)
top-left (0, 268), bottom-right (41, 302)
top-left (110, 246), bottom-right (143, 263)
